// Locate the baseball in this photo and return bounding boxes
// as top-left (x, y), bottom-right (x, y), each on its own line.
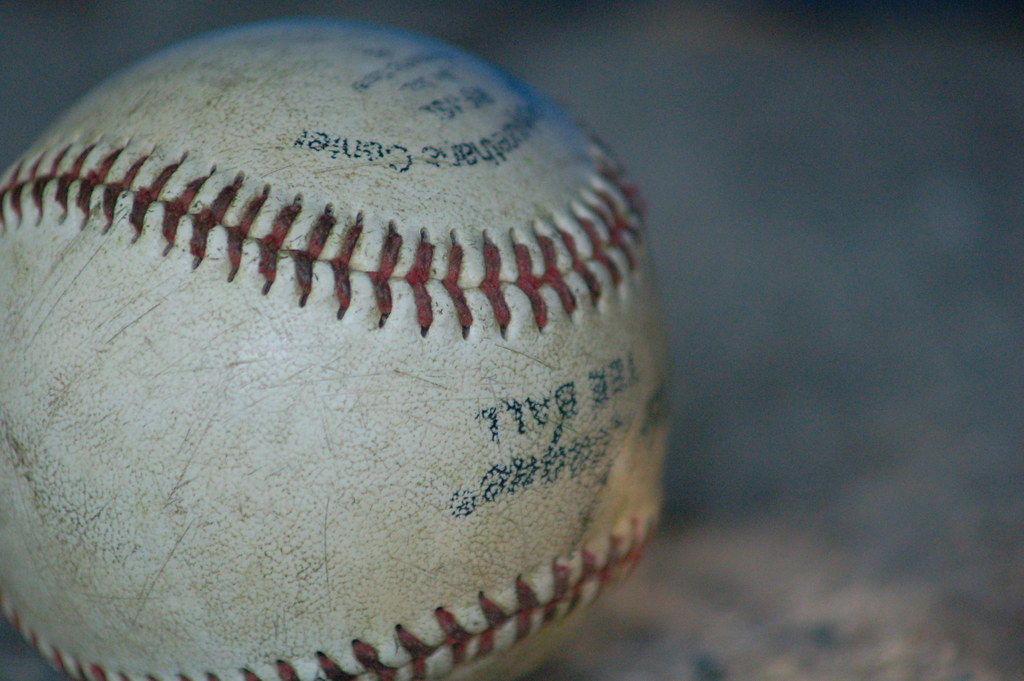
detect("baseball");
top-left (0, 19), bottom-right (667, 681)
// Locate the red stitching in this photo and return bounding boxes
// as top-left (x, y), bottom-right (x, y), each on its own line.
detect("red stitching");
top-left (295, 204), bottom-right (337, 306)
top-left (25, 154), bottom-right (45, 217)
top-left (259, 195), bottom-right (302, 294)
top-left (351, 641), bottom-right (394, 681)
top-left (329, 211), bottom-right (363, 320)
top-left (577, 217), bottom-right (619, 286)
top-left (130, 155), bottom-right (182, 239)
top-left (6, 160), bottom-right (26, 224)
top-left (33, 146), bottom-right (69, 217)
top-left (163, 172), bottom-right (212, 256)
top-left (50, 645), bottom-right (69, 678)
top-left (442, 236), bottom-right (472, 337)
top-left (434, 607), bottom-right (472, 665)
top-left (0, 141), bottom-right (644, 336)
top-left (192, 173), bottom-right (243, 267)
top-left (274, 662), bottom-right (300, 681)
top-left (1, 516), bottom-right (649, 681)
top-left (514, 243), bottom-right (547, 330)
top-left (102, 154), bottom-right (148, 232)
top-left (594, 188), bottom-right (638, 271)
top-left (545, 562), bottom-right (572, 622)
top-left (514, 577), bottom-right (540, 640)
top-left (368, 223), bottom-right (402, 327)
top-left (395, 627), bottom-right (431, 678)
top-left (78, 147), bottom-right (123, 224)
top-left (316, 650), bottom-right (356, 681)
top-left (405, 232), bottom-right (435, 335)
top-left (538, 235), bottom-right (576, 316)
top-left (559, 229), bottom-right (601, 304)
top-left (477, 594), bottom-right (507, 630)
top-left (227, 185), bottom-right (269, 282)
top-left (480, 239), bottom-right (510, 336)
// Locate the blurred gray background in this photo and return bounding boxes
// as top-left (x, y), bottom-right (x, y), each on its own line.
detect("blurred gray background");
top-left (1, 2), bottom-right (1022, 680)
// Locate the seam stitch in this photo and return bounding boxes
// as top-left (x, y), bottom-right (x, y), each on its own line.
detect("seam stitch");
top-left (0, 139), bottom-right (644, 338)
top-left (0, 516), bottom-right (650, 681)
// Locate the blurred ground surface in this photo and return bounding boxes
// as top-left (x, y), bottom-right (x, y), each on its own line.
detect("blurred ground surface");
top-left (1, 2), bottom-right (1022, 680)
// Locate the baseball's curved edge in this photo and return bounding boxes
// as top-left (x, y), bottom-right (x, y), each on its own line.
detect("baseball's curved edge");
top-left (0, 515), bottom-right (653, 681)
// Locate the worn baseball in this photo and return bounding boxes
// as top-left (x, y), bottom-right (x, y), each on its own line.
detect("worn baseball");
top-left (0, 19), bottom-right (667, 681)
